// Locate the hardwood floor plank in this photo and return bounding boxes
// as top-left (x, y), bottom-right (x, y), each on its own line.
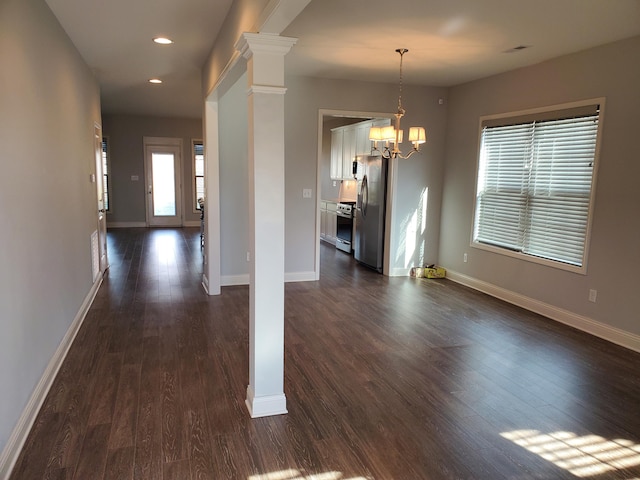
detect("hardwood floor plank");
top-left (71, 423), bottom-right (110, 480)
top-left (133, 337), bottom-right (163, 480)
top-left (160, 324), bottom-right (188, 464)
top-left (103, 447), bottom-right (134, 480)
top-left (186, 409), bottom-right (215, 480)
top-left (108, 363), bottom-right (141, 449)
top-left (87, 352), bottom-right (123, 426)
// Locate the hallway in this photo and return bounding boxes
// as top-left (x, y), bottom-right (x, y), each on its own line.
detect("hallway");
top-left (10, 228), bottom-right (640, 479)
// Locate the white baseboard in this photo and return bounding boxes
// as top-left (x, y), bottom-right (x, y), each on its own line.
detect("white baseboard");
top-left (446, 269), bottom-right (640, 353)
top-left (245, 386), bottom-right (287, 418)
top-left (182, 220), bottom-right (200, 227)
top-left (107, 221), bottom-right (147, 228)
top-left (221, 274), bottom-right (250, 286)
top-left (285, 271), bottom-right (316, 283)
top-left (0, 275), bottom-right (103, 480)
top-left (220, 271), bottom-right (317, 286)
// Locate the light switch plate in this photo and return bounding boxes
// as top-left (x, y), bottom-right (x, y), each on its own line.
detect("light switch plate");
top-left (302, 188), bottom-right (312, 198)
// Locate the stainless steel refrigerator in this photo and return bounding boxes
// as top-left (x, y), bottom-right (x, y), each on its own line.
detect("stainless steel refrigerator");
top-left (354, 155), bottom-right (388, 272)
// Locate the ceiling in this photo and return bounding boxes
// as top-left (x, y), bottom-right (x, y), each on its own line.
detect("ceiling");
top-left (45, 0), bottom-right (640, 119)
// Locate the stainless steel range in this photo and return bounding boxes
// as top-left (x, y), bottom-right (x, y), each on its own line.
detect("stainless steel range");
top-left (336, 201), bottom-right (355, 253)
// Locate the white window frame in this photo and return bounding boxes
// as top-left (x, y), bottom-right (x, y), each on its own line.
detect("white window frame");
top-left (192, 139), bottom-right (204, 213)
top-left (471, 98), bottom-right (605, 274)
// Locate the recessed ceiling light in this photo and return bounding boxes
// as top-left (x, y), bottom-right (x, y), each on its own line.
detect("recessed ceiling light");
top-left (149, 78), bottom-right (162, 84)
top-left (153, 37), bottom-right (173, 45)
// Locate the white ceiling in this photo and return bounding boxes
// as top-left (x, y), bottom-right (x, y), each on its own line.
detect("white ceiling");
top-left (45, 0), bottom-right (640, 119)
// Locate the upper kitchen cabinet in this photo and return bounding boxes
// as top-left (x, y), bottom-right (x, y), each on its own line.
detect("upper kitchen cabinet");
top-left (330, 128), bottom-right (344, 180)
top-left (330, 118), bottom-right (391, 180)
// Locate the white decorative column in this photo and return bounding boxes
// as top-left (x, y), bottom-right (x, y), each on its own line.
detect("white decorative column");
top-left (235, 33), bottom-right (297, 418)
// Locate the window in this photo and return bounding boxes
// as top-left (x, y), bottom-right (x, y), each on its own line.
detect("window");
top-left (193, 140), bottom-right (204, 211)
top-left (473, 100), bottom-right (603, 272)
top-left (102, 137), bottom-right (110, 212)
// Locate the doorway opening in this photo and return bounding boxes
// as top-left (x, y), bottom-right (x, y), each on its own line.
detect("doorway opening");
top-left (315, 109), bottom-right (396, 279)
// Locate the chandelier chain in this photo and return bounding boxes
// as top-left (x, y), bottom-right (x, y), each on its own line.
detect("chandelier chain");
top-left (396, 48), bottom-right (408, 116)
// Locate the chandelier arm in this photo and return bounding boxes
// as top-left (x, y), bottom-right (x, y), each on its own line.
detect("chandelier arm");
top-left (398, 149), bottom-right (419, 160)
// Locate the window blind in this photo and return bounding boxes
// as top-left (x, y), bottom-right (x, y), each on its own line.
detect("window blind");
top-left (474, 110), bottom-right (599, 267)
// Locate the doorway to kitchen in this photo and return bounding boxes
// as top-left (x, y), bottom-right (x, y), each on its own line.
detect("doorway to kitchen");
top-left (144, 137), bottom-right (183, 227)
top-left (315, 109), bottom-right (396, 278)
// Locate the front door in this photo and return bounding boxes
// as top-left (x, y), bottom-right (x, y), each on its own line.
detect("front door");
top-left (144, 138), bottom-right (182, 227)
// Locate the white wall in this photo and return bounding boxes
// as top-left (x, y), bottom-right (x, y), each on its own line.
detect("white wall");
top-left (0, 0), bottom-right (101, 459)
top-left (440, 35), bottom-right (640, 338)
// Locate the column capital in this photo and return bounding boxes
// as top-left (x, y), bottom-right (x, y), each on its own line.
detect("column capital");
top-left (235, 32), bottom-right (298, 60)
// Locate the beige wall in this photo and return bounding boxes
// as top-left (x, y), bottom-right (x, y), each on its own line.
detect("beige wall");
top-left (441, 35), bottom-right (640, 337)
top-left (102, 114), bottom-right (203, 225)
top-left (0, 0), bottom-right (101, 458)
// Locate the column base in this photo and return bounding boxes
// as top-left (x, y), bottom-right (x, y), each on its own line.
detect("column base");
top-left (245, 385), bottom-right (288, 418)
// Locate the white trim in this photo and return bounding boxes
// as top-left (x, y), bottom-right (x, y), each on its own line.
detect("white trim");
top-left (446, 269), bottom-right (640, 353)
top-left (248, 85), bottom-right (287, 96)
top-left (182, 220), bottom-right (200, 227)
top-left (203, 100), bottom-right (222, 296)
top-left (220, 271), bottom-right (317, 286)
top-left (235, 33), bottom-right (298, 59)
top-left (0, 275), bottom-right (103, 480)
top-left (107, 221), bottom-right (147, 228)
top-left (201, 274), bottom-right (210, 295)
top-left (221, 274), bottom-right (250, 286)
top-left (245, 386), bottom-right (287, 418)
top-left (255, 0), bottom-right (312, 34)
top-left (284, 271), bottom-right (316, 283)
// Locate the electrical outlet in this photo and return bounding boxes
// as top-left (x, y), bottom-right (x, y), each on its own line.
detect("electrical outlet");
top-left (589, 289), bottom-right (597, 303)
top-left (246, 252), bottom-right (250, 262)
top-left (463, 253), bottom-right (468, 263)
top-left (302, 188), bottom-right (312, 198)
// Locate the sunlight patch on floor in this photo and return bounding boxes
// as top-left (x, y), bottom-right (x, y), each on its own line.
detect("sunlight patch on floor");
top-left (501, 429), bottom-right (640, 478)
top-left (248, 469), bottom-right (369, 480)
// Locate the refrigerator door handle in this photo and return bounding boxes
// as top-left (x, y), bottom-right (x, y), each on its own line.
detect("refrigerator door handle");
top-left (362, 174), bottom-right (368, 217)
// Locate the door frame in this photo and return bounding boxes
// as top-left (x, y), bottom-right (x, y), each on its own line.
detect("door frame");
top-left (143, 136), bottom-right (183, 227)
top-left (94, 123), bottom-right (109, 277)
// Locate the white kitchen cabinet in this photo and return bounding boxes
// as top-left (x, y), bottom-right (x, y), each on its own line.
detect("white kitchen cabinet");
top-left (341, 125), bottom-right (356, 179)
top-left (355, 123), bottom-right (371, 157)
top-left (326, 203), bottom-right (337, 243)
top-left (320, 200), bottom-right (337, 245)
top-left (330, 129), bottom-right (343, 180)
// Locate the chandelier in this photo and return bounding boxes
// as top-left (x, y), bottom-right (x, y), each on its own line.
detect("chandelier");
top-left (369, 49), bottom-right (426, 159)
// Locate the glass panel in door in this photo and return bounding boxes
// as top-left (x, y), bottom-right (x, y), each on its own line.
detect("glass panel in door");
top-left (152, 152), bottom-right (176, 216)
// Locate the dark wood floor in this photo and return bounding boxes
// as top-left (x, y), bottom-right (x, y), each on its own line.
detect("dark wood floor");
top-left (10, 228), bottom-right (640, 480)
